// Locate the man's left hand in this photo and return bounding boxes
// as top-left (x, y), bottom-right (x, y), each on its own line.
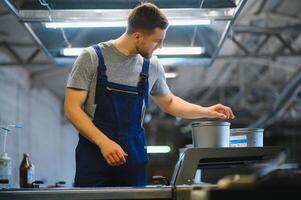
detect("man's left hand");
top-left (204, 104), bottom-right (235, 119)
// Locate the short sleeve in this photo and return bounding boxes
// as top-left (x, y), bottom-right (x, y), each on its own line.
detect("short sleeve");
top-left (66, 48), bottom-right (96, 90)
top-left (150, 59), bottom-right (170, 96)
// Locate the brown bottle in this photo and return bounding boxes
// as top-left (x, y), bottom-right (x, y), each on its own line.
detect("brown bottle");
top-left (19, 153), bottom-right (34, 188)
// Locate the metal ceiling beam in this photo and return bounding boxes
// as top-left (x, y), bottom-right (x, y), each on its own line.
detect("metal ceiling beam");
top-left (202, 62), bottom-right (270, 108)
top-left (201, 64), bottom-right (229, 100)
top-left (0, 41), bottom-right (45, 66)
top-left (16, 0), bottom-right (239, 10)
top-left (18, 8), bottom-right (237, 23)
top-left (266, 12), bottom-right (301, 24)
top-left (249, 68), bottom-right (301, 128)
top-left (231, 36), bottom-right (251, 55)
top-left (0, 62), bottom-right (53, 67)
top-left (2, 0), bottom-right (247, 68)
top-left (234, 24), bottom-right (301, 34)
top-left (253, 0), bottom-right (267, 15)
top-left (195, 27), bottom-right (216, 55)
top-left (209, 0), bottom-right (247, 66)
top-left (26, 48), bottom-right (40, 63)
top-left (1, 0), bottom-right (55, 64)
top-left (0, 42), bottom-right (36, 47)
top-left (183, 1), bottom-right (300, 124)
top-left (194, 7), bottom-right (301, 115)
top-left (269, 0), bottom-right (284, 13)
top-left (275, 34), bottom-right (297, 54)
top-left (0, 42), bottom-right (47, 66)
top-left (221, 22), bottom-right (301, 59)
top-left (1, 41), bottom-right (24, 64)
top-left (254, 35), bottom-right (270, 54)
top-left (217, 54), bottom-right (301, 60)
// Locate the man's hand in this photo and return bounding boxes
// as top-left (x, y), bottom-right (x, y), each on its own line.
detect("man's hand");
top-left (64, 88), bottom-right (128, 167)
top-left (204, 104), bottom-right (235, 119)
top-left (97, 138), bottom-right (128, 166)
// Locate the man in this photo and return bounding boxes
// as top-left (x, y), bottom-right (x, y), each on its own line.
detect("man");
top-left (64, 3), bottom-right (234, 187)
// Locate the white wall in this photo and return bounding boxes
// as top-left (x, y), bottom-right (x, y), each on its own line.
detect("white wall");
top-left (0, 67), bottom-right (78, 188)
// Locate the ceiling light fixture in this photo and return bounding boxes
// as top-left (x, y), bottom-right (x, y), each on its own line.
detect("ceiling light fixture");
top-left (154, 47), bottom-right (205, 56)
top-left (62, 48), bottom-right (83, 56)
top-left (45, 19), bottom-right (211, 29)
top-left (165, 72), bottom-right (178, 79)
top-left (147, 146), bottom-right (171, 154)
top-left (62, 47), bottom-right (205, 56)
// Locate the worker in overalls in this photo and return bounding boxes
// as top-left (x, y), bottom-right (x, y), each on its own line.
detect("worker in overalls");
top-left (64, 3), bottom-right (235, 187)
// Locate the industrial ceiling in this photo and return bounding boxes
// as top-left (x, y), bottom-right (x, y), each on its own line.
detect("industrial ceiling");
top-left (0, 0), bottom-right (301, 129)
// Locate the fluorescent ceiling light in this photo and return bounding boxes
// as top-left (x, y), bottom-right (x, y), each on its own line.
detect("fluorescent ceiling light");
top-left (169, 19), bottom-right (211, 26)
top-left (165, 72), bottom-right (178, 79)
top-left (154, 47), bottom-right (205, 56)
top-left (45, 21), bottom-right (127, 28)
top-left (62, 48), bottom-right (83, 56)
top-left (147, 146), bottom-right (171, 154)
top-left (62, 47), bottom-right (205, 57)
top-left (45, 19), bottom-right (211, 29)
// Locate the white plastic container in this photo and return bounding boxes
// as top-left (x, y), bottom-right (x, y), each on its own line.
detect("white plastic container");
top-left (0, 123), bottom-right (22, 188)
top-left (0, 152), bottom-right (12, 189)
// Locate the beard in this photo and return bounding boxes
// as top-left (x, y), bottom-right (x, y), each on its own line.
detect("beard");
top-left (136, 45), bottom-right (152, 58)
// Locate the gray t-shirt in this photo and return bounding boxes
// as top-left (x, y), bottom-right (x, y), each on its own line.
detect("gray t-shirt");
top-left (66, 41), bottom-right (170, 119)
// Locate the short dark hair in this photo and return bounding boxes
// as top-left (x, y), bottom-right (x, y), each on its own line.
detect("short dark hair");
top-left (127, 3), bottom-right (169, 34)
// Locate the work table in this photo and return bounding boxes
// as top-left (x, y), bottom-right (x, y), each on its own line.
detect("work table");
top-left (0, 185), bottom-right (181, 200)
top-left (1, 183), bottom-right (300, 200)
top-left (0, 184), bottom-right (216, 200)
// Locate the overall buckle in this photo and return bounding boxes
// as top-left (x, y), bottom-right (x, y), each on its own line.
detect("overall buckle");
top-left (139, 73), bottom-right (148, 87)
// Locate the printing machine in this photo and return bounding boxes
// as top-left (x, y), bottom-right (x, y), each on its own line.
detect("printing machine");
top-left (0, 146), bottom-right (294, 200)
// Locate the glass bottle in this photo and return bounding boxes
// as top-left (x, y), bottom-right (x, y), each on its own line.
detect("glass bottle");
top-left (19, 153), bottom-right (34, 188)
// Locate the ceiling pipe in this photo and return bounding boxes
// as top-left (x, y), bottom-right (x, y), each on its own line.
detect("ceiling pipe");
top-left (248, 68), bottom-right (301, 128)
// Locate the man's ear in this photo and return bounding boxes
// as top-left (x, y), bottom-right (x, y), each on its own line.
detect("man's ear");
top-left (132, 32), bottom-right (143, 40)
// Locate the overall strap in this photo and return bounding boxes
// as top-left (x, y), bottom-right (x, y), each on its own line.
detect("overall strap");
top-left (92, 44), bottom-right (107, 80)
top-left (92, 44), bottom-right (107, 103)
top-left (138, 58), bottom-right (150, 107)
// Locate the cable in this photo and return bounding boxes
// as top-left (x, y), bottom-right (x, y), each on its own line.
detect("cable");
top-left (37, 0), bottom-right (71, 48)
top-left (200, 0), bottom-right (205, 8)
top-left (38, 0), bottom-right (52, 21)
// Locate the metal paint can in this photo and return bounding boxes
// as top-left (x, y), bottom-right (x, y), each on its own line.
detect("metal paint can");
top-left (191, 121), bottom-right (230, 148)
top-left (230, 128), bottom-right (264, 147)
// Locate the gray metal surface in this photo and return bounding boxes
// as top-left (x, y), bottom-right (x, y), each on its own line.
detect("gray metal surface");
top-left (192, 121), bottom-right (230, 148)
top-left (0, 186), bottom-right (173, 200)
top-left (0, 185), bottom-right (218, 200)
top-left (192, 121), bottom-right (230, 127)
top-left (170, 147), bottom-right (285, 185)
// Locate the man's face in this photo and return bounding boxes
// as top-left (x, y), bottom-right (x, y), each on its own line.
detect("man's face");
top-left (135, 28), bottom-right (166, 58)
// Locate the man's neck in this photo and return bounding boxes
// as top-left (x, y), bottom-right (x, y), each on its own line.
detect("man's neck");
top-left (112, 33), bottom-right (138, 57)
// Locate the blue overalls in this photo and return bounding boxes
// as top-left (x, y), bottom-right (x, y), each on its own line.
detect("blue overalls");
top-left (74, 44), bottom-right (149, 187)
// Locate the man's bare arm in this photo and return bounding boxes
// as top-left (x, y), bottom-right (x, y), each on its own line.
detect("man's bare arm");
top-left (151, 91), bottom-right (234, 119)
top-left (64, 88), bottom-right (127, 166)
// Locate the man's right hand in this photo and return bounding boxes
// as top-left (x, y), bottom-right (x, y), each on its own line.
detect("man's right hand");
top-left (97, 138), bottom-right (128, 166)
top-left (64, 88), bottom-right (128, 166)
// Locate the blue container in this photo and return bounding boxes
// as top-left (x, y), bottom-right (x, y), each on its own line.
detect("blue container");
top-left (230, 128), bottom-right (264, 147)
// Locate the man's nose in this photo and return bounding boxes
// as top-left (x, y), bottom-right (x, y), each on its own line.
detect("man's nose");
top-left (158, 41), bottom-right (163, 49)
